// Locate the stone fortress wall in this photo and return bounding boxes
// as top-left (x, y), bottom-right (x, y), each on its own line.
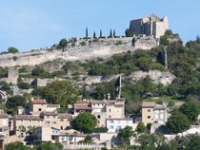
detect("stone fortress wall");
top-left (129, 14), bottom-right (168, 39)
top-left (0, 37), bottom-right (157, 67)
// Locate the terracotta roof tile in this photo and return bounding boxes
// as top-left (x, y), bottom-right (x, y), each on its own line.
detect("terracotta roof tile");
top-left (31, 98), bottom-right (47, 104)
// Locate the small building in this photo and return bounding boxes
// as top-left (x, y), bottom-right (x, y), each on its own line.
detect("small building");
top-left (106, 118), bottom-right (133, 132)
top-left (28, 98), bottom-right (47, 116)
top-left (141, 101), bottom-right (167, 126)
top-left (73, 99), bottom-right (125, 127)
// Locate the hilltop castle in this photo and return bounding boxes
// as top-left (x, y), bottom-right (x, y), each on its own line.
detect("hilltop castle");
top-left (129, 14), bottom-right (169, 38)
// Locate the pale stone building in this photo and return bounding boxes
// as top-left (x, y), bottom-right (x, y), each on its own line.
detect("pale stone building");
top-left (129, 14), bottom-right (169, 38)
top-left (73, 98), bottom-right (125, 127)
top-left (106, 118), bottom-right (133, 132)
top-left (141, 101), bottom-right (167, 126)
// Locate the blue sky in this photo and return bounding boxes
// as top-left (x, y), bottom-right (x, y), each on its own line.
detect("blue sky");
top-left (0, 0), bottom-right (200, 52)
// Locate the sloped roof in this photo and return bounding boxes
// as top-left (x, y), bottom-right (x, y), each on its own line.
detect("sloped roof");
top-left (31, 98), bottom-right (47, 104)
top-left (15, 115), bottom-right (42, 120)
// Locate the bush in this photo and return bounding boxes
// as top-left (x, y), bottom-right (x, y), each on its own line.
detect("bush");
top-left (93, 127), bottom-right (108, 133)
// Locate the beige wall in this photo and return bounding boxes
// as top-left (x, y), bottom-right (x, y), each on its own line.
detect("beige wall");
top-left (106, 103), bottom-right (124, 119)
top-left (0, 118), bottom-right (9, 127)
top-left (142, 107), bottom-right (154, 125)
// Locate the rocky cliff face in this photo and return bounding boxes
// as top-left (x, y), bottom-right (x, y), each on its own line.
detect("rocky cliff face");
top-left (0, 37), bottom-right (157, 67)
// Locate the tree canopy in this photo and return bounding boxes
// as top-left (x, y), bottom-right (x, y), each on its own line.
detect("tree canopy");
top-left (178, 101), bottom-right (200, 123)
top-left (6, 95), bottom-right (26, 111)
top-left (58, 38), bottom-right (68, 51)
top-left (39, 80), bottom-right (79, 110)
top-left (8, 47), bottom-right (19, 53)
top-left (166, 111), bottom-right (190, 133)
top-left (117, 126), bottom-right (135, 145)
top-left (70, 112), bottom-right (97, 133)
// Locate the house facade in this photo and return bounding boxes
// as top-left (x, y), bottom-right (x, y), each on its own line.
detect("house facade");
top-left (106, 118), bottom-right (133, 132)
top-left (73, 98), bottom-right (125, 127)
top-left (141, 101), bottom-right (167, 126)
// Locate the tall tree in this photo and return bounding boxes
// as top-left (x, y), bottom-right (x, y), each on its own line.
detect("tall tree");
top-left (93, 31), bottom-right (97, 39)
top-left (85, 27), bottom-right (88, 39)
top-left (100, 29), bottom-right (102, 38)
top-left (70, 112), bottom-right (97, 133)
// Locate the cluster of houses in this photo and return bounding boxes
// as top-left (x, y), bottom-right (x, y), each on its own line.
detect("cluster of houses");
top-left (0, 96), bottom-right (169, 149)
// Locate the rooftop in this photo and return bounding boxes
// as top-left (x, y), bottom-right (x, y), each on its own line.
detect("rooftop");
top-left (15, 115), bottom-right (42, 120)
top-left (142, 101), bottom-right (165, 109)
top-left (30, 98), bottom-right (47, 104)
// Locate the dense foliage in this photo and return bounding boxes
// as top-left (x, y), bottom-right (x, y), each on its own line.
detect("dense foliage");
top-left (70, 112), bottom-right (97, 133)
top-left (166, 111), bottom-right (190, 133)
top-left (32, 81), bottom-right (79, 111)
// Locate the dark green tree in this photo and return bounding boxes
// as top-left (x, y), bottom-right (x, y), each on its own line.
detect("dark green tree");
top-left (93, 31), bottom-right (97, 39)
top-left (179, 101), bottom-right (200, 123)
top-left (125, 28), bottom-right (133, 37)
top-left (70, 112), bottom-right (97, 133)
top-left (41, 80), bottom-right (79, 109)
top-left (136, 121), bottom-right (146, 133)
top-left (166, 111), bottom-right (190, 133)
top-left (108, 29), bottom-right (113, 38)
top-left (113, 30), bottom-right (116, 37)
top-left (8, 47), bottom-right (19, 53)
top-left (5, 141), bottom-right (29, 150)
top-left (85, 27), bottom-right (88, 39)
top-left (6, 95), bottom-right (26, 110)
top-left (117, 126), bottom-right (135, 146)
top-left (100, 29), bottom-right (102, 38)
top-left (58, 38), bottom-right (68, 51)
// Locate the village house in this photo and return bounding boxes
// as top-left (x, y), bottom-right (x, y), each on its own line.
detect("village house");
top-left (73, 98), bottom-right (125, 127)
top-left (0, 112), bottom-right (19, 149)
top-left (141, 101), bottom-right (167, 127)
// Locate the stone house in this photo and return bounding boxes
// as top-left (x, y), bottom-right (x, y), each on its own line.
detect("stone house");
top-left (73, 98), bottom-right (125, 127)
top-left (141, 101), bottom-right (167, 127)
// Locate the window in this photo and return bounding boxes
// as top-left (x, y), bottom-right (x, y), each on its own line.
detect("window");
top-left (97, 115), bottom-right (100, 119)
top-left (155, 114), bottom-right (159, 119)
top-left (147, 116), bottom-right (151, 119)
top-left (109, 125), bottom-right (114, 129)
top-left (109, 120), bottom-right (113, 123)
top-left (160, 114), bottom-right (164, 119)
top-left (109, 109), bottom-right (111, 112)
top-left (116, 126), bottom-right (122, 130)
top-left (38, 108), bottom-right (42, 111)
top-left (46, 121), bottom-right (50, 124)
top-left (148, 109), bottom-right (151, 112)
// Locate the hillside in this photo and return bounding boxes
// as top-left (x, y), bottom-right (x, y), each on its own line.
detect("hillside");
top-left (1, 31), bottom-right (200, 114)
